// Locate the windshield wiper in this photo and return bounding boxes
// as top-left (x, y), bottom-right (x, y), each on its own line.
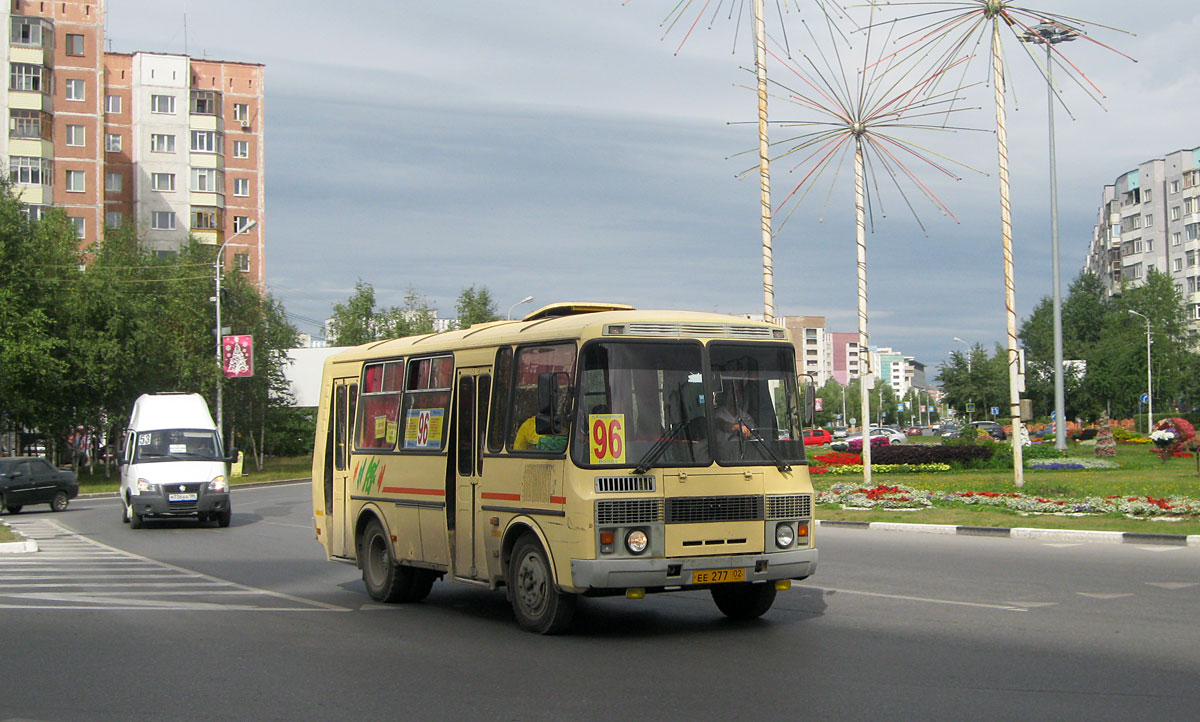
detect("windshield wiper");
top-left (633, 421), bottom-right (688, 475)
top-left (743, 428), bottom-right (792, 472)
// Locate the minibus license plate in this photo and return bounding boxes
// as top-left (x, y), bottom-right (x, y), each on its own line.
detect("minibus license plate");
top-left (692, 568), bottom-right (745, 584)
top-left (169, 493), bottom-right (198, 502)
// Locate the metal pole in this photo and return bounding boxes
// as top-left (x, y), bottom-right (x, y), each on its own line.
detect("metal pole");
top-left (1046, 42), bottom-right (1067, 451)
top-left (214, 220), bottom-right (256, 450)
top-left (992, 21), bottom-right (1024, 487)
top-left (1146, 318), bottom-right (1153, 430)
top-left (752, 0), bottom-right (774, 322)
top-left (854, 142), bottom-right (871, 484)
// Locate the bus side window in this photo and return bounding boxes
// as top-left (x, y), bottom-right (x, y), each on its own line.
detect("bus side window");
top-left (457, 376), bottom-right (475, 476)
top-left (334, 385), bottom-right (347, 471)
top-left (476, 375), bottom-right (490, 476)
top-left (487, 347), bottom-right (512, 453)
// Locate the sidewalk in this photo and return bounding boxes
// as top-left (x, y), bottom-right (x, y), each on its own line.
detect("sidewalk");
top-left (817, 519), bottom-right (1200, 546)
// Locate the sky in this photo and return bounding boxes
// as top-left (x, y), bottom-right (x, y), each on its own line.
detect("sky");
top-left (102, 1), bottom-right (1200, 378)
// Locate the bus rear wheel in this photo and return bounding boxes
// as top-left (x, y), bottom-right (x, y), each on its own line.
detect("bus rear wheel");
top-left (711, 582), bottom-right (777, 620)
top-left (360, 519), bottom-right (432, 603)
top-left (508, 534), bottom-right (576, 634)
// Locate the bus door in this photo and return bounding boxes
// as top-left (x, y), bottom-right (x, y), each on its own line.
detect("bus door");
top-left (452, 367), bottom-right (491, 580)
top-left (329, 377), bottom-right (357, 558)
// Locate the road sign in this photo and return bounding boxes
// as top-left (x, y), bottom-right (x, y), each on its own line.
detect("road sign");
top-left (815, 397), bottom-right (823, 412)
top-left (1050, 411), bottom-right (1056, 421)
top-left (990, 406), bottom-right (1000, 416)
top-left (1140, 392), bottom-right (1149, 404)
top-left (897, 403), bottom-right (905, 411)
top-left (966, 403), bottom-right (975, 413)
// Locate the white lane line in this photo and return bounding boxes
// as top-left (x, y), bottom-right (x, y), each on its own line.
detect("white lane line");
top-left (1146, 582), bottom-right (1198, 590)
top-left (0, 604), bottom-right (343, 612)
top-left (0, 582), bottom-right (235, 588)
top-left (1077, 593), bottom-right (1135, 600)
top-left (1, 573), bottom-right (198, 580)
top-left (797, 584), bottom-right (1030, 612)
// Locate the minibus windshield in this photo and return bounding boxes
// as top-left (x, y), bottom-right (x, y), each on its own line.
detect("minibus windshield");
top-left (132, 429), bottom-right (223, 463)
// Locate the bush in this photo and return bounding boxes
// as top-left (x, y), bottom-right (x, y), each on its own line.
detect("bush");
top-left (1070, 428), bottom-right (1099, 442)
top-left (871, 444), bottom-right (994, 466)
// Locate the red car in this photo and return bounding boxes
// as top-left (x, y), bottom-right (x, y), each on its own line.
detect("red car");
top-left (803, 428), bottom-right (832, 446)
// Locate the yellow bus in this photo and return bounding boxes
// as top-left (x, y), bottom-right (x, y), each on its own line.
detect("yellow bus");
top-left (311, 303), bottom-right (817, 633)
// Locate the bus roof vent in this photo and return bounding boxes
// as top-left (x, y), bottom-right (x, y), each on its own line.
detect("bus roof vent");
top-left (616, 322), bottom-right (775, 339)
top-left (522, 302), bottom-right (635, 321)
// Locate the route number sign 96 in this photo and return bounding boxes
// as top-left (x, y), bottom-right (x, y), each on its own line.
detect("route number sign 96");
top-left (589, 414), bottom-right (626, 465)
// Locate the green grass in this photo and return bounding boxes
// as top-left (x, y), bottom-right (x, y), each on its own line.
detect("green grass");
top-left (0, 522), bottom-right (19, 543)
top-left (75, 455), bottom-right (313, 495)
top-left (813, 441), bottom-right (1200, 535)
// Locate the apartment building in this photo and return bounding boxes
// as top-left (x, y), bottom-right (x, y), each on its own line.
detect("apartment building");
top-left (1085, 146), bottom-right (1200, 323)
top-left (776, 315), bottom-right (832, 385)
top-left (830, 332), bottom-right (862, 385)
top-left (4, 0), bottom-right (265, 285)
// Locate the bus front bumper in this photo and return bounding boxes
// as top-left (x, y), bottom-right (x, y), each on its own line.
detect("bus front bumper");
top-left (569, 547), bottom-right (817, 591)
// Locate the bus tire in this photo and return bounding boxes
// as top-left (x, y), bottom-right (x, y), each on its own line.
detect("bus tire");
top-left (360, 519), bottom-right (425, 603)
top-left (508, 534), bottom-right (576, 634)
top-left (711, 582), bottom-right (777, 620)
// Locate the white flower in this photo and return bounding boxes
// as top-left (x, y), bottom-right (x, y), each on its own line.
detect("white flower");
top-left (1149, 429), bottom-right (1176, 443)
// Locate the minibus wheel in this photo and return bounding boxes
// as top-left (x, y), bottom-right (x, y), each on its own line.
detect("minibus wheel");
top-left (711, 582), bottom-right (777, 620)
top-left (508, 534), bottom-right (576, 634)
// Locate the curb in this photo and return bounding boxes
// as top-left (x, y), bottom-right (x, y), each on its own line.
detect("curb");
top-left (0, 539), bottom-right (38, 554)
top-left (816, 519), bottom-right (1200, 546)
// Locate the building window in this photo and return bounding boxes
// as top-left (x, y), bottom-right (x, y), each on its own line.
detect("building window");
top-left (233, 215), bottom-right (252, 233)
top-left (105, 133), bottom-right (121, 152)
top-left (22, 205), bottom-right (48, 221)
top-left (151, 211), bottom-right (176, 230)
top-left (233, 177), bottom-right (249, 196)
top-left (190, 130), bottom-right (217, 153)
top-left (151, 173), bottom-right (176, 192)
top-left (10, 17), bottom-right (50, 46)
top-left (105, 94), bottom-right (121, 114)
top-left (1146, 239), bottom-right (1154, 252)
top-left (1144, 188), bottom-right (1153, 203)
top-left (191, 90), bottom-right (218, 115)
top-left (1171, 206), bottom-right (1181, 221)
top-left (1188, 250), bottom-right (1196, 268)
top-left (151, 94), bottom-right (176, 114)
top-left (65, 125), bottom-right (85, 147)
top-left (10, 63), bottom-right (48, 92)
top-left (1186, 197), bottom-right (1196, 214)
top-left (105, 172), bottom-right (122, 192)
top-left (233, 103), bottom-right (249, 122)
top-left (234, 253), bottom-right (250, 272)
top-left (1145, 214), bottom-right (1153, 227)
top-left (1171, 180), bottom-right (1180, 194)
top-left (10, 157), bottom-right (50, 186)
top-left (10, 109), bottom-right (51, 139)
top-left (65, 33), bottom-right (84, 56)
top-left (1188, 224), bottom-right (1200, 242)
top-left (150, 133), bottom-right (176, 153)
top-left (65, 78), bottom-right (85, 101)
top-left (1173, 232), bottom-right (1182, 246)
top-left (192, 207), bottom-right (220, 230)
top-left (65, 169), bottom-right (85, 192)
top-left (105, 211), bottom-right (123, 229)
top-left (191, 168), bottom-right (219, 192)
top-left (1190, 277), bottom-right (1197, 294)
top-left (68, 217), bottom-right (85, 236)
top-left (233, 140), bottom-right (249, 158)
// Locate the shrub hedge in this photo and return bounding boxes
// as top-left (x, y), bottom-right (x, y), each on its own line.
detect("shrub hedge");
top-left (871, 444), bottom-right (995, 465)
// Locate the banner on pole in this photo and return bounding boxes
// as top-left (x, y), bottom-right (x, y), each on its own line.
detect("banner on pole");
top-left (222, 335), bottom-right (254, 378)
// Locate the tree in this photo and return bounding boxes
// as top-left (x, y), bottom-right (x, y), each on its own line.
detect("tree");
top-left (327, 280), bottom-right (378, 346)
top-left (454, 285), bottom-right (499, 329)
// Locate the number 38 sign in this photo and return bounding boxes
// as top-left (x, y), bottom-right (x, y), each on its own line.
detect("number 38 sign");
top-left (589, 414), bottom-right (626, 465)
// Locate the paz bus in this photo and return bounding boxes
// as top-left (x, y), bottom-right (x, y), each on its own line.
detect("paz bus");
top-left (311, 303), bottom-right (818, 633)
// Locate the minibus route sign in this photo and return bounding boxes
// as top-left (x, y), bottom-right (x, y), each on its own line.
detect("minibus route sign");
top-left (589, 414), bottom-right (626, 465)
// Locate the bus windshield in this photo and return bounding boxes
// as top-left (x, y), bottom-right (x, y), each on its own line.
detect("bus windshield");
top-left (132, 429), bottom-right (223, 463)
top-left (571, 341), bottom-right (807, 469)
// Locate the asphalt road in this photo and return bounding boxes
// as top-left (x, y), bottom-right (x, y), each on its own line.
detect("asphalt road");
top-left (2, 483), bottom-right (1197, 721)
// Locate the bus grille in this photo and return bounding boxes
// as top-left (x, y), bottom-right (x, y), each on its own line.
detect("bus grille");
top-left (596, 499), bottom-right (664, 525)
top-left (623, 323), bottom-right (775, 339)
top-left (767, 494), bottom-right (812, 519)
top-left (595, 475), bottom-right (656, 493)
top-left (666, 495), bottom-right (763, 524)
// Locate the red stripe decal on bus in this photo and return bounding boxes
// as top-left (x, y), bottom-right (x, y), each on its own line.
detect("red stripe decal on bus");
top-left (550, 496), bottom-right (566, 504)
top-left (380, 487), bottom-right (446, 496)
top-left (480, 492), bottom-right (521, 502)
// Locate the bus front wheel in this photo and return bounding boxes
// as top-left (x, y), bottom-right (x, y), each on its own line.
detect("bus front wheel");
top-left (711, 582), bottom-right (777, 620)
top-left (508, 534), bottom-right (576, 634)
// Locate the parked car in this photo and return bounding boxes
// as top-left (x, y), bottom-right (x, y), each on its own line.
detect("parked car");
top-left (831, 428), bottom-right (906, 450)
top-left (832, 426), bottom-right (849, 439)
top-left (0, 457), bottom-right (79, 514)
top-left (868, 427), bottom-right (907, 445)
top-left (803, 428), bottom-right (833, 446)
top-left (969, 420), bottom-right (1007, 440)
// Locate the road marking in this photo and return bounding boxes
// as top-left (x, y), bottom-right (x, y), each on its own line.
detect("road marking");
top-left (1077, 593), bottom-right (1135, 600)
top-left (797, 584), bottom-right (1030, 612)
top-left (0, 518), bottom-right (348, 612)
top-left (1134, 546), bottom-right (1182, 553)
top-left (1041, 543), bottom-right (1082, 548)
top-left (1146, 582), bottom-right (1198, 590)
top-left (1003, 601), bottom-right (1058, 608)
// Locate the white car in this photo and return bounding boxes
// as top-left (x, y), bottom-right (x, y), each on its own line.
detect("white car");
top-left (831, 427), bottom-right (905, 450)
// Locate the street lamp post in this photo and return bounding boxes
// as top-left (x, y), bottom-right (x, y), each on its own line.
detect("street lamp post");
top-left (1129, 310), bottom-right (1152, 432)
top-left (507, 295), bottom-right (534, 320)
top-left (1021, 21), bottom-right (1077, 451)
top-left (214, 219), bottom-right (257, 449)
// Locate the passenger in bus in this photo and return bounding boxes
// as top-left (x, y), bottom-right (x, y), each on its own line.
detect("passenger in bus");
top-left (512, 416), bottom-right (543, 451)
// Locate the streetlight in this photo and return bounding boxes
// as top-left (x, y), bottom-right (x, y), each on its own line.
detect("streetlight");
top-left (507, 295), bottom-right (534, 320)
top-left (1021, 20), bottom-right (1077, 452)
top-left (1129, 310), bottom-right (1152, 432)
top-left (214, 219), bottom-right (257, 448)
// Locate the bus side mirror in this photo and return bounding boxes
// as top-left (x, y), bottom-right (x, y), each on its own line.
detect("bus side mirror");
top-left (803, 376), bottom-right (816, 426)
top-left (536, 372), bottom-right (570, 435)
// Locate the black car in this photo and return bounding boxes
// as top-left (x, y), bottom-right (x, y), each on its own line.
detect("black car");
top-left (969, 420), bottom-right (1007, 441)
top-left (0, 457), bottom-right (79, 514)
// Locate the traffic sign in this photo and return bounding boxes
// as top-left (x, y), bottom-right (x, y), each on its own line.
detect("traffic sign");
top-left (815, 397), bottom-right (823, 412)
top-left (897, 403), bottom-right (905, 411)
top-left (966, 403), bottom-right (975, 413)
top-left (990, 406), bottom-right (999, 416)
top-left (1050, 411), bottom-right (1056, 421)
top-left (1140, 392), bottom-right (1149, 404)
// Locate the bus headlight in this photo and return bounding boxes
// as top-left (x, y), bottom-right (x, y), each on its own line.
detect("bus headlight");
top-left (625, 529), bottom-right (648, 554)
top-left (775, 522), bottom-right (795, 549)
